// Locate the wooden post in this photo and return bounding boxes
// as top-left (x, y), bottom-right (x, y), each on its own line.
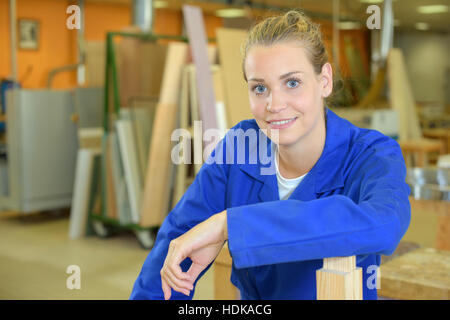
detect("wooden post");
top-left (316, 256), bottom-right (363, 300)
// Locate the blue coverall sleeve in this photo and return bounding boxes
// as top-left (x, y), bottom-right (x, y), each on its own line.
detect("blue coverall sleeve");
top-left (227, 137), bottom-right (412, 269)
top-left (129, 158), bottom-right (228, 300)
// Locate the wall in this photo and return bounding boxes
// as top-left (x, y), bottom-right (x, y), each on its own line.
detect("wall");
top-left (0, 0), bottom-right (131, 89)
top-left (0, 1), bottom-right (222, 90)
top-left (395, 30), bottom-right (450, 105)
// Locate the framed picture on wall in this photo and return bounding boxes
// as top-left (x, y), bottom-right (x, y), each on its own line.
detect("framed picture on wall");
top-left (18, 19), bottom-right (40, 50)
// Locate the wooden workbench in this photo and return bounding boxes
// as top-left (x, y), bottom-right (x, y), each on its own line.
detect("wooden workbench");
top-left (423, 128), bottom-right (450, 155)
top-left (379, 248), bottom-right (450, 300)
top-left (398, 138), bottom-right (444, 167)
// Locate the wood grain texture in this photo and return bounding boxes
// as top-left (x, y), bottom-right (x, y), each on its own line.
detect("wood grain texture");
top-left (118, 30), bottom-right (167, 107)
top-left (140, 42), bottom-right (188, 227)
top-left (403, 197), bottom-right (450, 250)
top-left (182, 5), bottom-right (218, 133)
top-left (171, 66), bottom-right (190, 208)
top-left (216, 28), bottom-right (253, 128)
top-left (379, 248), bottom-right (450, 300)
top-left (387, 49), bottom-right (422, 141)
top-left (316, 256), bottom-right (362, 300)
top-left (105, 135), bottom-right (118, 220)
top-left (85, 41), bottom-right (106, 87)
top-left (187, 64), bottom-right (203, 175)
top-left (116, 120), bottom-right (142, 224)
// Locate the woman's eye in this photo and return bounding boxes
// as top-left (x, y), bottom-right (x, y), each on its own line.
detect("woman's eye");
top-left (286, 79), bottom-right (300, 88)
top-left (253, 84), bottom-right (267, 95)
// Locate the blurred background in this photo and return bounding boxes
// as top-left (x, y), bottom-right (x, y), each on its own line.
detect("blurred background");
top-left (0, 0), bottom-right (449, 300)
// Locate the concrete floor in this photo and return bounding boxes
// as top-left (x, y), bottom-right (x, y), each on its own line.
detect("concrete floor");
top-left (0, 210), bottom-right (215, 300)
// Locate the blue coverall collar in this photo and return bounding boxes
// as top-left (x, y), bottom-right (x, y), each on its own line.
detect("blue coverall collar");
top-left (238, 108), bottom-right (348, 199)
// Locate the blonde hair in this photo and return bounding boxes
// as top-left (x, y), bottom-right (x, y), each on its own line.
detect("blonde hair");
top-left (242, 10), bottom-right (328, 80)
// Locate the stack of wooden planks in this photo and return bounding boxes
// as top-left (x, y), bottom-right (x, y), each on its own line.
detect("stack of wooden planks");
top-left (73, 7), bottom-right (256, 238)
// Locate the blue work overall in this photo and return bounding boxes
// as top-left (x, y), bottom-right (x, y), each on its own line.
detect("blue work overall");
top-left (130, 108), bottom-right (411, 300)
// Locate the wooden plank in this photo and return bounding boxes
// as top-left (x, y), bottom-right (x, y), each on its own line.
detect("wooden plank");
top-left (159, 42), bottom-right (189, 105)
top-left (316, 256), bottom-right (362, 300)
top-left (398, 138), bottom-right (443, 167)
top-left (69, 148), bottom-right (101, 239)
top-left (117, 29), bottom-right (167, 107)
top-left (402, 197), bottom-right (440, 248)
top-left (379, 248), bottom-right (450, 300)
top-left (105, 134), bottom-right (118, 220)
top-left (216, 28), bottom-right (253, 128)
top-left (436, 205), bottom-right (450, 251)
top-left (116, 120), bottom-right (142, 224)
top-left (212, 65), bottom-right (228, 133)
top-left (78, 127), bottom-right (103, 149)
top-left (404, 197), bottom-right (450, 251)
top-left (187, 65), bottom-right (203, 175)
top-left (182, 5), bottom-right (218, 134)
top-left (85, 41), bottom-right (106, 87)
top-left (140, 42), bottom-right (188, 227)
top-left (387, 49), bottom-right (422, 141)
top-left (117, 27), bottom-right (142, 107)
top-left (171, 66), bottom-right (190, 208)
top-left (109, 131), bottom-right (133, 225)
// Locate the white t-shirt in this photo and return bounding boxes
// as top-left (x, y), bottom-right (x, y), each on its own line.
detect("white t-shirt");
top-left (275, 149), bottom-right (308, 200)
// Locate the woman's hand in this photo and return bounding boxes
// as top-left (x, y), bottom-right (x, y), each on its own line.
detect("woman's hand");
top-left (160, 210), bottom-right (228, 300)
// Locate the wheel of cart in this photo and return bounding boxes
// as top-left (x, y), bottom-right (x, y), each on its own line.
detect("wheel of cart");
top-left (133, 227), bottom-right (159, 250)
top-left (92, 219), bottom-right (115, 238)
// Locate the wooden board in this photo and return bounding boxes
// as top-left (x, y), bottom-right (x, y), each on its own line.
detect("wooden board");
top-left (116, 120), bottom-right (142, 224)
top-left (69, 148), bottom-right (101, 239)
top-left (187, 65), bottom-right (203, 175)
top-left (387, 48), bottom-right (422, 141)
top-left (85, 41), bottom-right (106, 87)
top-left (105, 134), bottom-right (118, 220)
top-left (402, 197), bottom-right (440, 248)
top-left (117, 28), bottom-right (167, 107)
top-left (216, 28), bottom-right (253, 128)
top-left (109, 131), bottom-right (133, 225)
top-left (212, 65), bottom-right (228, 133)
top-left (182, 5), bottom-right (218, 133)
top-left (140, 42), bottom-right (188, 227)
top-left (403, 197), bottom-right (450, 251)
top-left (379, 248), bottom-right (450, 300)
top-left (316, 256), bottom-right (362, 300)
top-left (171, 66), bottom-right (190, 208)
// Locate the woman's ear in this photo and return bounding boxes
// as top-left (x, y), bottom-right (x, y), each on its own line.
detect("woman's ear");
top-left (320, 62), bottom-right (333, 98)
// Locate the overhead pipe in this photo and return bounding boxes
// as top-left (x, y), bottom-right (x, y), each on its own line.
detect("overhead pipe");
top-left (133, 0), bottom-right (154, 32)
top-left (9, 0), bottom-right (17, 82)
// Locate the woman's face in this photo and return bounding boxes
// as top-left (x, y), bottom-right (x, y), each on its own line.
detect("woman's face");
top-left (244, 42), bottom-right (333, 147)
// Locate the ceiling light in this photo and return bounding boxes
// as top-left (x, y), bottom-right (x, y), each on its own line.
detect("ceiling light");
top-left (215, 8), bottom-right (247, 18)
top-left (339, 21), bottom-right (363, 30)
top-left (153, 1), bottom-right (168, 9)
top-left (417, 5), bottom-right (449, 14)
top-left (359, 0), bottom-right (397, 3)
top-left (359, 0), bottom-right (383, 4)
top-left (415, 22), bottom-right (430, 30)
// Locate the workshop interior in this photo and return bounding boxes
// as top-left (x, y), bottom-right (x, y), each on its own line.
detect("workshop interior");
top-left (0, 0), bottom-right (449, 300)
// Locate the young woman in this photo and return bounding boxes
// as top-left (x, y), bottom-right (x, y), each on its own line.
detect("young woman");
top-left (130, 10), bottom-right (411, 300)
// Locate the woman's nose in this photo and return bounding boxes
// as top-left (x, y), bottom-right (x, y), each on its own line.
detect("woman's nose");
top-left (267, 92), bottom-right (287, 113)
